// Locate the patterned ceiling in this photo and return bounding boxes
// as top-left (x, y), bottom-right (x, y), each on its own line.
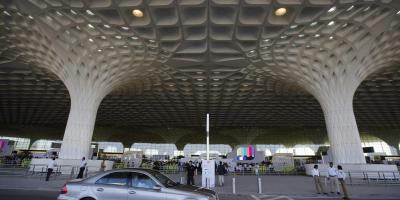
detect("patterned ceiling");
top-left (0, 0), bottom-right (399, 143)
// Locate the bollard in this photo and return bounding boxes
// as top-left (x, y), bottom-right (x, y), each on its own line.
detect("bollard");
top-left (348, 171), bottom-right (352, 185)
top-left (180, 176), bottom-right (184, 184)
top-left (70, 166), bottom-right (75, 179)
top-left (232, 177), bottom-right (236, 194)
top-left (85, 167), bottom-right (88, 178)
top-left (257, 177), bottom-right (262, 194)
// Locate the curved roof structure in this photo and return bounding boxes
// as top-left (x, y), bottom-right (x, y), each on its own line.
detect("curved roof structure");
top-left (0, 0), bottom-right (399, 159)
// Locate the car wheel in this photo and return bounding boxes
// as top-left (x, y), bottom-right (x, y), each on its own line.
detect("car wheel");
top-left (81, 198), bottom-right (95, 200)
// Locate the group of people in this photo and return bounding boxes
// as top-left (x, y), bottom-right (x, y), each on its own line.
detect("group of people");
top-left (312, 162), bottom-right (349, 199)
top-left (45, 156), bottom-right (88, 181)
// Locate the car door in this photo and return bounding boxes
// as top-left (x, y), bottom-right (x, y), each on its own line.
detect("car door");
top-left (92, 171), bottom-right (129, 200)
top-left (128, 172), bottom-right (165, 200)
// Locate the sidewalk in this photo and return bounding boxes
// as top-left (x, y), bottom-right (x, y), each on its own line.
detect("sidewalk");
top-left (168, 174), bottom-right (400, 199)
top-left (0, 174), bottom-right (399, 199)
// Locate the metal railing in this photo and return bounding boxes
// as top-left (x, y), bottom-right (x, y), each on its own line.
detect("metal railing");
top-left (318, 170), bottom-right (400, 185)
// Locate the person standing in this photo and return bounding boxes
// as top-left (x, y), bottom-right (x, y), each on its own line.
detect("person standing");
top-left (327, 162), bottom-right (340, 194)
top-left (100, 160), bottom-right (106, 172)
top-left (186, 161), bottom-right (196, 185)
top-left (312, 165), bottom-right (327, 195)
top-left (337, 165), bottom-right (350, 199)
top-left (77, 157), bottom-right (87, 179)
top-left (217, 161), bottom-right (226, 186)
top-left (254, 163), bottom-right (260, 176)
top-left (45, 157), bottom-right (57, 181)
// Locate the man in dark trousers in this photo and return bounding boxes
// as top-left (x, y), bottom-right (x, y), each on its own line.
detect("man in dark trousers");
top-left (217, 161), bottom-right (226, 186)
top-left (186, 161), bottom-right (196, 185)
top-left (46, 157), bottom-right (56, 181)
top-left (77, 157), bottom-right (87, 179)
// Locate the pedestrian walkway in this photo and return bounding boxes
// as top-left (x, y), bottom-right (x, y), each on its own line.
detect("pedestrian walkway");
top-left (0, 174), bottom-right (399, 199)
top-left (168, 174), bottom-right (400, 199)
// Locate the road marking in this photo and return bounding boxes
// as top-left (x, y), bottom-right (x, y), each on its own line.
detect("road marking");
top-left (251, 194), bottom-right (295, 200)
top-left (0, 186), bottom-right (59, 192)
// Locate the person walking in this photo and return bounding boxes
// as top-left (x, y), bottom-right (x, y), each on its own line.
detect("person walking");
top-left (327, 162), bottom-right (340, 195)
top-left (337, 165), bottom-right (350, 199)
top-left (77, 157), bottom-right (87, 179)
top-left (217, 161), bottom-right (226, 186)
top-left (186, 161), bottom-right (196, 185)
top-left (45, 157), bottom-right (57, 181)
top-left (311, 165), bottom-right (327, 195)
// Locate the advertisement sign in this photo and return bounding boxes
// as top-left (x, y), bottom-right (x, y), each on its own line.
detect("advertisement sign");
top-left (201, 160), bottom-right (215, 188)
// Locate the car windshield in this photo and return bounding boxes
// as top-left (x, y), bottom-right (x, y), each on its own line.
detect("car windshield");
top-left (148, 170), bottom-right (178, 188)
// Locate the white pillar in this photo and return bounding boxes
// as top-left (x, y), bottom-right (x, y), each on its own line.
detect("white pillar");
top-left (320, 94), bottom-right (366, 164)
top-left (59, 91), bottom-right (103, 159)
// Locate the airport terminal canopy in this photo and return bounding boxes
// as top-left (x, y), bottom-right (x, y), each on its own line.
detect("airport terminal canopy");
top-left (0, 0), bottom-right (399, 163)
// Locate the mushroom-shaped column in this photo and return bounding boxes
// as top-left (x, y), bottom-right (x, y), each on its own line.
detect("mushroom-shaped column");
top-left (314, 79), bottom-right (365, 164)
top-left (246, 2), bottom-right (400, 164)
top-left (58, 80), bottom-right (108, 159)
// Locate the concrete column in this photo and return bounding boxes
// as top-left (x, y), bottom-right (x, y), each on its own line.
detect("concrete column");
top-left (59, 90), bottom-right (104, 159)
top-left (319, 94), bottom-right (365, 164)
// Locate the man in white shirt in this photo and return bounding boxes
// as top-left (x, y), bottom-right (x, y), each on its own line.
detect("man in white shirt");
top-left (311, 165), bottom-right (326, 194)
top-left (337, 165), bottom-right (350, 199)
top-left (46, 157), bottom-right (57, 181)
top-left (327, 162), bottom-right (340, 194)
top-left (77, 157), bottom-right (87, 179)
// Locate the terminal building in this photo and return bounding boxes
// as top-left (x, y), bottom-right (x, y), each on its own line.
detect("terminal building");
top-left (0, 0), bottom-right (400, 172)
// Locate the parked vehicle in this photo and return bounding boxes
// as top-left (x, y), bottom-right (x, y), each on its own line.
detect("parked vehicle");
top-left (58, 168), bottom-right (218, 200)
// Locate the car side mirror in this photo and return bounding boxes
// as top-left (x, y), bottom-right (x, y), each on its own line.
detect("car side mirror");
top-left (153, 185), bottom-right (162, 191)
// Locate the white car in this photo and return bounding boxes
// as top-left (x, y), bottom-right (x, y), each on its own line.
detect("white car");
top-left (58, 168), bottom-right (218, 200)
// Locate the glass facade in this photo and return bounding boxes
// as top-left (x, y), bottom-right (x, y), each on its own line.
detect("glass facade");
top-left (0, 136), bottom-right (30, 150)
top-left (1, 135), bottom-right (398, 157)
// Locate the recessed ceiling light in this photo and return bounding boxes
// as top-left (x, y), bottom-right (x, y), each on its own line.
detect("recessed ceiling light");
top-left (329, 36), bottom-right (333, 40)
top-left (28, 15), bottom-right (34, 20)
top-left (100, 36), bottom-right (107, 39)
top-left (87, 24), bottom-right (94, 29)
top-left (148, 39), bottom-right (155, 43)
top-left (264, 39), bottom-right (270, 42)
top-left (56, 11), bottom-right (63, 16)
top-left (396, 10), bottom-right (400, 15)
top-left (103, 24), bottom-right (111, 28)
top-left (342, 23), bottom-right (348, 27)
top-left (132, 9), bottom-right (144, 17)
top-left (97, 49), bottom-right (102, 52)
top-left (310, 22), bottom-right (318, 27)
top-left (70, 9), bottom-right (77, 15)
top-left (314, 34), bottom-right (320, 38)
top-left (298, 34), bottom-right (305, 38)
top-left (327, 6), bottom-right (336, 13)
top-left (363, 6), bottom-right (370, 12)
top-left (275, 8), bottom-right (287, 16)
top-left (280, 35), bottom-right (287, 39)
top-left (121, 26), bottom-right (129, 30)
top-left (115, 35), bottom-right (122, 39)
top-left (328, 21), bottom-right (335, 26)
top-left (88, 38), bottom-right (94, 42)
top-left (131, 36), bottom-right (138, 40)
top-left (2, 11), bottom-right (11, 16)
top-left (197, 78), bottom-right (204, 81)
top-left (290, 25), bottom-right (298, 29)
top-left (86, 10), bottom-right (95, 16)
top-left (346, 5), bottom-right (354, 12)
top-left (213, 79), bottom-right (219, 81)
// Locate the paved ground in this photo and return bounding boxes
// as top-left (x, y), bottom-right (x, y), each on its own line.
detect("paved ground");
top-left (0, 174), bottom-right (399, 200)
